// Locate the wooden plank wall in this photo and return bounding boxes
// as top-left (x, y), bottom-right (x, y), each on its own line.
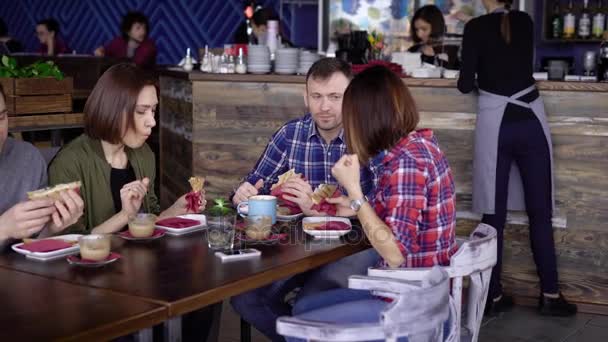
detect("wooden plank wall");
top-left (159, 75), bottom-right (608, 313)
top-left (159, 77), bottom-right (194, 209)
top-left (191, 81), bottom-right (308, 200)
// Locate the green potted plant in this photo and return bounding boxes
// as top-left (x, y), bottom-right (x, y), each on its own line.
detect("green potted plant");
top-left (0, 55), bottom-right (72, 115)
top-left (205, 198), bottom-right (237, 250)
top-left (205, 198), bottom-right (236, 217)
top-left (0, 55), bottom-right (65, 80)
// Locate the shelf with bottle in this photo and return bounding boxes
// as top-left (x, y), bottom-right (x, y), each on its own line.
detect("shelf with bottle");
top-left (543, 0), bottom-right (607, 42)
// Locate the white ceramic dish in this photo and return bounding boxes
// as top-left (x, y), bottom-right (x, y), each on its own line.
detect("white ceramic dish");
top-left (302, 217), bottom-right (352, 239)
top-left (155, 214), bottom-right (207, 236)
top-left (12, 234), bottom-right (82, 261)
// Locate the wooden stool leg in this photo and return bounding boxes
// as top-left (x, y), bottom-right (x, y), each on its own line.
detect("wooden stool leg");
top-left (240, 317), bottom-right (251, 342)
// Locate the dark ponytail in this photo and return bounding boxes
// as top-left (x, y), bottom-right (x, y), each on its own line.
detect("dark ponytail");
top-left (499, 0), bottom-right (513, 44)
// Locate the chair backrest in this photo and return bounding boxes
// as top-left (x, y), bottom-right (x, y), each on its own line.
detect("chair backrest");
top-left (447, 223), bottom-right (497, 277)
top-left (366, 223), bottom-right (498, 342)
top-left (379, 267), bottom-right (451, 341)
top-left (277, 268), bottom-right (455, 342)
top-left (446, 223), bottom-right (497, 342)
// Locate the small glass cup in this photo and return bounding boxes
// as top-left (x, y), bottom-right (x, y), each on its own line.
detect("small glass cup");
top-left (207, 214), bottom-right (236, 250)
top-left (128, 213), bottom-right (157, 238)
top-left (79, 234), bottom-right (111, 261)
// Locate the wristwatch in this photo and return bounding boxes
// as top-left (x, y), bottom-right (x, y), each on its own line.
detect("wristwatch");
top-left (349, 196), bottom-right (368, 213)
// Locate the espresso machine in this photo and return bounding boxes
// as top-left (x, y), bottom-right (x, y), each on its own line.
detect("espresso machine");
top-left (598, 40), bottom-right (608, 82)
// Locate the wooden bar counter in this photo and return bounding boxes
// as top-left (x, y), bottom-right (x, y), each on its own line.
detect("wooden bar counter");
top-left (158, 69), bottom-right (608, 314)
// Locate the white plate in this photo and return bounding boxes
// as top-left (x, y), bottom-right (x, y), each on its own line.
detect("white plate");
top-left (155, 214), bottom-right (207, 236)
top-left (302, 217), bottom-right (352, 239)
top-left (238, 204), bottom-right (303, 222)
top-left (12, 234), bottom-right (82, 261)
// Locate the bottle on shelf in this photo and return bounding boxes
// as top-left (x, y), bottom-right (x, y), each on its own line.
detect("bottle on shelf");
top-left (183, 48), bottom-right (193, 72)
top-left (563, 0), bottom-right (577, 39)
top-left (598, 38), bottom-right (608, 81)
top-left (551, 1), bottom-right (563, 39)
top-left (579, 0), bottom-right (592, 39)
top-left (593, 0), bottom-right (607, 39)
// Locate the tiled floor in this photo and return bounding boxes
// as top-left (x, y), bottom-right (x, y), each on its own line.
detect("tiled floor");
top-left (218, 302), bottom-right (608, 342)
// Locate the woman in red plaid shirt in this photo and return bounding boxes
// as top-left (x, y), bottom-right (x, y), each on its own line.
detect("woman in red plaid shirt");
top-left (285, 65), bottom-right (457, 341)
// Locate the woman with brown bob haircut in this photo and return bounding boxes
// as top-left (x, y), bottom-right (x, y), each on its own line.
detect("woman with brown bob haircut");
top-left (288, 66), bottom-right (457, 329)
top-left (49, 63), bottom-right (205, 234)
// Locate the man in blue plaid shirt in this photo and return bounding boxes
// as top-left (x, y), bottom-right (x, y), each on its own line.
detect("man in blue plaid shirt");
top-left (231, 59), bottom-right (375, 214)
top-left (230, 58), bottom-right (380, 341)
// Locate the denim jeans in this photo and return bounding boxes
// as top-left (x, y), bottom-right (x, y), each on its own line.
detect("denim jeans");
top-left (231, 249), bottom-right (381, 342)
top-left (288, 288), bottom-right (405, 342)
top-left (287, 288), bottom-right (450, 342)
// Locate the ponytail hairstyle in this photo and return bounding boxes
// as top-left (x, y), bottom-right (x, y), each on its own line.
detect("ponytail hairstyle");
top-left (499, 0), bottom-right (513, 44)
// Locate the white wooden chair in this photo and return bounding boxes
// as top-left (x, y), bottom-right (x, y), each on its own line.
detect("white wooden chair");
top-left (276, 267), bottom-right (457, 342)
top-left (368, 223), bottom-right (498, 342)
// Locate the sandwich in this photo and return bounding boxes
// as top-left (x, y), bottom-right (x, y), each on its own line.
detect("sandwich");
top-left (310, 184), bottom-right (341, 216)
top-left (310, 184), bottom-right (338, 205)
top-left (270, 169), bottom-right (301, 190)
top-left (27, 181), bottom-right (82, 201)
top-left (185, 176), bottom-right (205, 213)
top-left (270, 169), bottom-right (303, 215)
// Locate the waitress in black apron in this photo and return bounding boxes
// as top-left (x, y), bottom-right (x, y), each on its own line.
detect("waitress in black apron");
top-left (457, 0), bottom-right (576, 317)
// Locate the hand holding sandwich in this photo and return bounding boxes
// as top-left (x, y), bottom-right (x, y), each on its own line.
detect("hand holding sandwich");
top-left (1, 183), bottom-right (84, 241)
top-left (40, 189), bottom-right (84, 237)
top-left (159, 176), bottom-right (207, 218)
top-left (281, 177), bottom-right (316, 215)
top-left (0, 199), bottom-right (55, 241)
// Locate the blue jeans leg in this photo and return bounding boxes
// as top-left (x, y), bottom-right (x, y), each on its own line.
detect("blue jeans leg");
top-left (286, 289), bottom-right (451, 342)
top-left (293, 288), bottom-right (375, 315)
top-left (296, 248), bottom-right (381, 299)
top-left (286, 297), bottom-right (408, 342)
top-left (230, 274), bottom-right (307, 342)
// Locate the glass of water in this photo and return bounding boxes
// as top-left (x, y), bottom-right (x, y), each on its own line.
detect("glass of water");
top-left (206, 214), bottom-right (236, 250)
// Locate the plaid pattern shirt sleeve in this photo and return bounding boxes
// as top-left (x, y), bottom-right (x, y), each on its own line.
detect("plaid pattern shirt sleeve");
top-left (372, 131), bottom-right (457, 268)
top-left (244, 127), bottom-right (290, 195)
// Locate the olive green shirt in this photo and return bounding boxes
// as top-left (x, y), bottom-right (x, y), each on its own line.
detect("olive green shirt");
top-left (48, 134), bottom-right (160, 234)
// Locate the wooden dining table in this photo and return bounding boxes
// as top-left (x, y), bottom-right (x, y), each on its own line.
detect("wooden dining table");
top-left (0, 268), bottom-right (166, 341)
top-left (0, 222), bottom-right (370, 341)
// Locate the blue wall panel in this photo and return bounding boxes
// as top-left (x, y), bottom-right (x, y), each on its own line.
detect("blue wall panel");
top-left (0, 0), bottom-right (299, 65)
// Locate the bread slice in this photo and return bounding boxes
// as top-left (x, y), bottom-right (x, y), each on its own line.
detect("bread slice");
top-left (310, 184), bottom-right (338, 205)
top-left (27, 181), bottom-right (82, 200)
top-left (270, 169), bottom-right (302, 190)
top-left (188, 176), bottom-right (205, 192)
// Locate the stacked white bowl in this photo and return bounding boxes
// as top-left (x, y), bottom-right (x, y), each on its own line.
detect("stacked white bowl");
top-left (247, 45), bottom-right (271, 74)
top-left (274, 48), bottom-right (299, 75)
top-left (298, 50), bottom-right (320, 75)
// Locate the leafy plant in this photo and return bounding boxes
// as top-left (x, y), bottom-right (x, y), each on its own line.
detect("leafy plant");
top-left (206, 198), bottom-right (236, 216)
top-left (0, 55), bottom-right (64, 80)
top-left (367, 30), bottom-right (386, 60)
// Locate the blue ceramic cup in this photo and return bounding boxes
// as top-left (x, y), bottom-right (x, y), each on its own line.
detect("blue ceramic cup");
top-left (237, 195), bottom-right (277, 224)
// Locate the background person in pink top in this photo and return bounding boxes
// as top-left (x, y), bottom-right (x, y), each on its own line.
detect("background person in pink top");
top-left (35, 18), bottom-right (70, 55)
top-left (95, 11), bottom-right (157, 69)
